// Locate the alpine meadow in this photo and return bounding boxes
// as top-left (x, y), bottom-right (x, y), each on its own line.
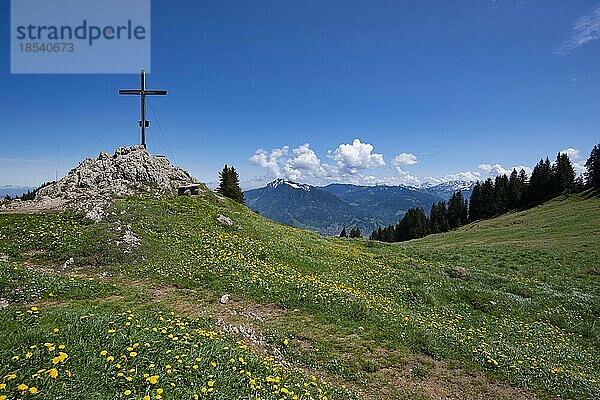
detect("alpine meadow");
top-left (2, 2), bottom-right (600, 400)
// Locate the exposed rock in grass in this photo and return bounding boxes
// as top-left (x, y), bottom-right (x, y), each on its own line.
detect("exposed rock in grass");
top-left (62, 257), bottom-right (75, 269)
top-left (217, 214), bottom-right (234, 226)
top-left (447, 266), bottom-right (469, 279)
top-left (1, 146), bottom-right (201, 217)
top-left (0, 298), bottom-right (9, 308)
top-left (115, 224), bottom-right (142, 253)
top-left (219, 293), bottom-right (231, 304)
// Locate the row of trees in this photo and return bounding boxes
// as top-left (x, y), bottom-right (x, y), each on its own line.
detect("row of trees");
top-left (339, 227), bottom-right (362, 238)
top-left (370, 144), bottom-right (600, 243)
top-left (3, 181), bottom-right (54, 201)
top-left (369, 191), bottom-right (469, 242)
top-left (469, 152), bottom-right (581, 220)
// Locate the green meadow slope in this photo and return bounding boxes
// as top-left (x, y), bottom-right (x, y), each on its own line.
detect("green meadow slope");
top-left (0, 192), bottom-right (598, 399)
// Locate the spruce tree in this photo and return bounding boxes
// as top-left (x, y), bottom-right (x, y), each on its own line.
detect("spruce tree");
top-left (339, 227), bottom-right (347, 238)
top-left (518, 168), bottom-right (528, 206)
top-left (217, 165), bottom-right (245, 204)
top-left (440, 201), bottom-right (450, 232)
top-left (448, 193), bottom-right (465, 229)
top-left (349, 228), bottom-right (361, 238)
top-left (217, 165), bottom-right (231, 197)
top-left (585, 144), bottom-right (600, 188)
top-left (228, 166), bottom-right (245, 203)
top-left (553, 152), bottom-right (576, 193)
top-left (469, 182), bottom-right (483, 221)
top-left (482, 178), bottom-right (495, 218)
top-left (461, 196), bottom-right (469, 225)
top-left (507, 169), bottom-right (522, 209)
top-left (429, 203), bottom-right (439, 234)
top-left (492, 175), bottom-right (509, 215)
top-left (529, 159), bottom-right (550, 202)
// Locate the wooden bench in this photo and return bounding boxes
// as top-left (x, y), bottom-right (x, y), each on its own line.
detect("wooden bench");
top-left (177, 184), bottom-right (201, 196)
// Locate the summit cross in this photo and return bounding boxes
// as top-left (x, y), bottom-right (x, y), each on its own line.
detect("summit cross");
top-left (118, 69), bottom-right (167, 148)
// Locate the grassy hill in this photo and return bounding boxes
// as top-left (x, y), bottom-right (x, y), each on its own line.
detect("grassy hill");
top-left (0, 191), bottom-right (598, 399)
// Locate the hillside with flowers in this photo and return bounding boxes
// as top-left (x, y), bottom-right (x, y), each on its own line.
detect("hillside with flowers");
top-left (0, 188), bottom-right (599, 399)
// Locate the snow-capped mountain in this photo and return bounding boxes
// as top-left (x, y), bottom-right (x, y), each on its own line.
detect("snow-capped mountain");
top-left (267, 179), bottom-right (311, 191)
top-left (0, 185), bottom-right (36, 199)
top-left (419, 180), bottom-right (475, 200)
top-left (244, 180), bottom-right (381, 235)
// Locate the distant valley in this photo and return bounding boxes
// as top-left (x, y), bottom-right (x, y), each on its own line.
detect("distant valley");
top-left (244, 179), bottom-right (474, 235)
top-left (0, 185), bottom-right (35, 199)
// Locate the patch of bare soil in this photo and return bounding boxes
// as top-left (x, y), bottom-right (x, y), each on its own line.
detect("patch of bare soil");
top-left (149, 286), bottom-right (288, 360)
top-left (0, 197), bottom-right (69, 214)
top-left (371, 353), bottom-right (544, 400)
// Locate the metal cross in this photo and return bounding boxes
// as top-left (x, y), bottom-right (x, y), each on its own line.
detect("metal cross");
top-left (119, 69), bottom-right (167, 148)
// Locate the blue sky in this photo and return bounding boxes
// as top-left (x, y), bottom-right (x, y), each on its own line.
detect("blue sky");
top-left (1, 1), bottom-right (599, 189)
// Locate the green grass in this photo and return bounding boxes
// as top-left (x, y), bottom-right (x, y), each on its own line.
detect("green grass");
top-left (0, 192), bottom-right (599, 399)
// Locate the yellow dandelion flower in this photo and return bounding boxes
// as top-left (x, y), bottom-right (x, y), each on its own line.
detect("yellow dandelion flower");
top-left (124, 390), bottom-right (131, 395)
top-left (17, 383), bottom-right (28, 391)
top-left (29, 387), bottom-right (38, 394)
top-left (48, 368), bottom-right (58, 378)
top-left (146, 375), bottom-right (159, 384)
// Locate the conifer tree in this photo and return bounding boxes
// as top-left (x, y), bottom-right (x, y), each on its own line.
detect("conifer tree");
top-left (339, 227), bottom-right (347, 238)
top-left (469, 182), bottom-right (483, 221)
top-left (482, 178), bottom-right (495, 218)
top-left (492, 175), bottom-right (509, 215)
top-left (429, 203), bottom-right (446, 234)
top-left (553, 152), bottom-right (576, 193)
top-left (518, 168), bottom-right (528, 205)
top-left (217, 165), bottom-right (245, 204)
top-left (448, 192), bottom-right (467, 229)
top-left (507, 169), bottom-right (522, 209)
top-left (529, 159), bottom-right (552, 202)
top-left (429, 203), bottom-right (440, 234)
top-left (349, 228), bottom-right (362, 238)
top-left (585, 144), bottom-right (600, 188)
top-left (217, 165), bottom-right (230, 197)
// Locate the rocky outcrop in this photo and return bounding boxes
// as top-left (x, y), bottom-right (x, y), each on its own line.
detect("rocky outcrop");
top-left (1, 146), bottom-right (202, 218)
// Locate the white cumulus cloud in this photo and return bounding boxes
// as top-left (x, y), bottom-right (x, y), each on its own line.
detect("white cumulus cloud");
top-left (284, 143), bottom-right (326, 180)
top-left (328, 139), bottom-right (385, 174)
top-left (248, 146), bottom-right (289, 179)
top-left (392, 152), bottom-right (418, 166)
top-left (560, 147), bottom-right (580, 160)
top-left (478, 163), bottom-right (532, 178)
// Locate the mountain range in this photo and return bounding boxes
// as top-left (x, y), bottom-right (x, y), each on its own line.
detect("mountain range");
top-left (0, 185), bottom-right (35, 199)
top-left (244, 179), bottom-right (474, 235)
